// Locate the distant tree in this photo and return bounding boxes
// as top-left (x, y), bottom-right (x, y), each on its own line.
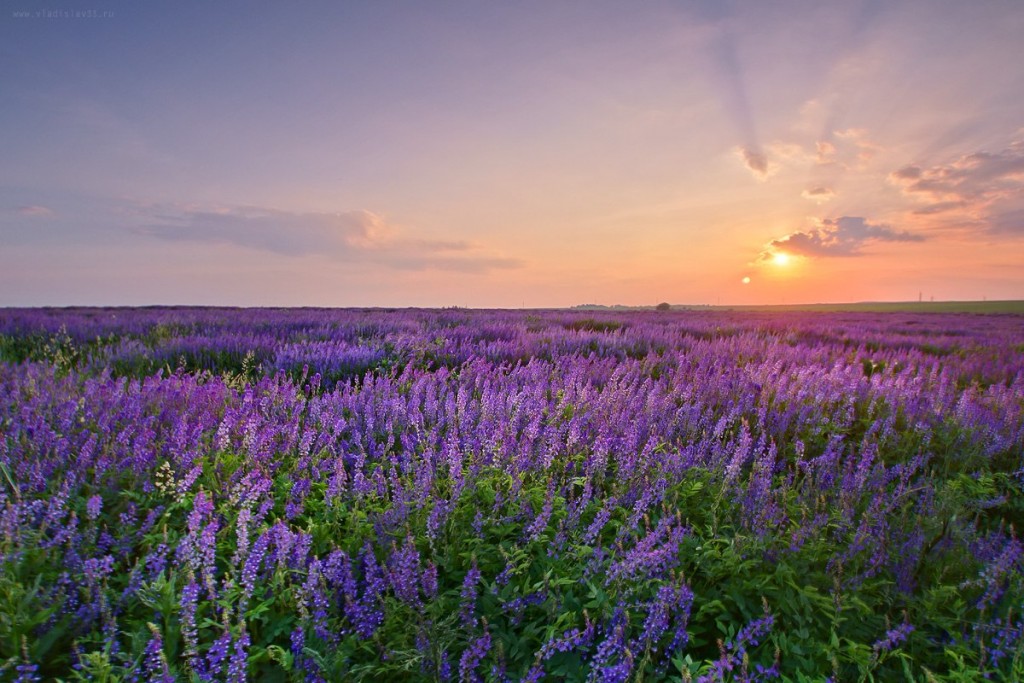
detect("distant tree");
top-left (655, 302), bottom-right (671, 311)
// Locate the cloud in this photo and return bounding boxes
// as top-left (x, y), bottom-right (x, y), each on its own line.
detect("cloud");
top-left (15, 205), bottom-right (54, 217)
top-left (890, 165), bottom-right (922, 181)
top-left (381, 253), bottom-right (524, 273)
top-left (911, 201), bottom-right (968, 216)
top-left (137, 205), bottom-right (523, 271)
top-left (890, 141), bottom-right (1024, 232)
top-left (762, 216), bottom-right (924, 259)
top-left (801, 186), bottom-right (835, 203)
top-left (807, 129), bottom-right (881, 171)
top-left (815, 141), bottom-right (837, 164)
top-left (736, 129), bottom-right (882, 182)
top-left (834, 129), bottom-right (879, 163)
top-left (140, 207), bottom-right (383, 255)
top-left (736, 146), bottom-right (774, 180)
top-left (989, 207), bottom-right (1024, 234)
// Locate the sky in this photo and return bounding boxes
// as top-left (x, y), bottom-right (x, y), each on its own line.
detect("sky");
top-left (2, 0), bottom-right (1024, 307)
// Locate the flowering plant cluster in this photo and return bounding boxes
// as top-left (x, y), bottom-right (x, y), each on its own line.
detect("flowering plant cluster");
top-left (0, 307), bottom-right (1022, 681)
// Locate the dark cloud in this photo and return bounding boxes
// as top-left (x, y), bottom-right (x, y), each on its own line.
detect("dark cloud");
top-left (137, 205), bottom-right (523, 272)
top-left (763, 216), bottom-right (924, 259)
top-left (801, 186), bottom-right (835, 202)
top-left (891, 141), bottom-right (1024, 231)
top-left (891, 165), bottom-right (922, 181)
top-left (738, 146), bottom-right (771, 179)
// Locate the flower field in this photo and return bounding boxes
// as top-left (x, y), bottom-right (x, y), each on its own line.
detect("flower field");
top-left (1, 307), bottom-right (1023, 681)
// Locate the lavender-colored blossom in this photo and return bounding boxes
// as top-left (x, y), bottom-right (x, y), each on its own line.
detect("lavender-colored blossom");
top-left (537, 617), bottom-right (596, 661)
top-left (227, 624), bottom-right (251, 683)
top-left (416, 628), bottom-right (435, 675)
top-left (973, 536), bottom-right (1023, 610)
top-left (180, 578), bottom-right (202, 673)
top-left (607, 517), bottom-right (687, 584)
top-left (583, 499), bottom-right (616, 545)
top-left (459, 632), bottom-right (491, 683)
top-left (521, 665), bottom-right (545, 683)
top-left (524, 480), bottom-right (555, 542)
top-left (438, 651), bottom-right (453, 682)
top-left (240, 530), bottom-right (271, 605)
top-left (13, 662), bottom-right (41, 683)
top-left (641, 581), bottom-right (695, 655)
top-left (421, 560), bottom-right (439, 599)
top-left (589, 610), bottom-right (632, 683)
top-left (460, 562), bottom-right (483, 628)
top-left (697, 614), bottom-right (775, 683)
top-left (351, 545), bottom-right (386, 639)
top-left (140, 624), bottom-right (174, 683)
top-left (85, 495), bottom-right (102, 520)
top-left (232, 506), bottom-right (252, 567)
top-left (389, 536), bottom-right (422, 605)
top-left (872, 622), bottom-right (914, 654)
top-left (206, 623), bottom-right (233, 677)
top-left (503, 591), bottom-right (547, 625)
top-left (980, 615), bottom-right (1024, 669)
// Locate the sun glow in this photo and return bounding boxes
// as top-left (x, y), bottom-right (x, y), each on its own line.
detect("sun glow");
top-left (771, 251), bottom-right (792, 267)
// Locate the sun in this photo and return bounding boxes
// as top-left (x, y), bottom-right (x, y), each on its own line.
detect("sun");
top-left (771, 251), bottom-right (792, 267)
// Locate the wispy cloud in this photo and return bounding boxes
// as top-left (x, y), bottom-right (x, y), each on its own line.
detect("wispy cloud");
top-left (833, 128), bottom-right (879, 166)
top-left (140, 207), bottom-right (384, 255)
top-left (801, 186), bottom-right (835, 203)
top-left (890, 140), bottom-right (1024, 233)
top-left (15, 205), bottom-right (54, 217)
top-left (737, 128), bottom-right (882, 182)
top-left (815, 141), bottom-right (837, 164)
top-left (136, 205), bottom-right (523, 272)
top-left (761, 216), bottom-right (924, 259)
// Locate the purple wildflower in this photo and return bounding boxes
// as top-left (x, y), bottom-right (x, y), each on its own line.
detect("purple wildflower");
top-left (85, 495), bottom-right (102, 521)
top-left (872, 622), bottom-right (914, 654)
top-left (389, 536), bottom-right (422, 605)
top-left (13, 662), bottom-right (41, 683)
top-left (697, 613), bottom-right (775, 683)
top-left (351, 545), bottom-right (386, 639)
top-left (140, 623), bottom-right (174, 683)
top-left (422, 560), bottom-right (439, 599)
top-left (589, 609), bottom-right (632, 683)
top-left (180, 579), bottom-right (202, 673)
top-left (206, 623), bottom-right (233, 678)
top-left (227, 624), bottom-right (250, 683)
top-left (460, 562), bottom-right (482, 628)
top-left (438, 651), bottom-right (453, 681)
top-left (459, 632), bottom-right (492, 683)
top-left (537, 616), bottom-right (596, 661)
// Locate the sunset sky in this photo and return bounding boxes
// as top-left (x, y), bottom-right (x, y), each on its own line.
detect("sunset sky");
top-left (3, 0), bottom-right (1024, 307)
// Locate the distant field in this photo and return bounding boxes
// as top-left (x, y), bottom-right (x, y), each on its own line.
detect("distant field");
top-left (709, 300), bottom-right (1024, 314)
top-left (573, 300), bottom-right (1024, 314)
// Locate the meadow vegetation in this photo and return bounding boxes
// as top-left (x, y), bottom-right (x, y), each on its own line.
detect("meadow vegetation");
top-left (0, 307), bottom-right (1022, 681)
